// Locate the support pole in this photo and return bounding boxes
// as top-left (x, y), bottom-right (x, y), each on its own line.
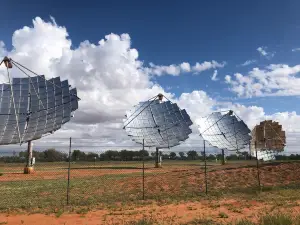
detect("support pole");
top-left (67, 137), bottom-right (72, 205)
top-left (142, 139), bottom-right (145, 200)
top-left (255, 141), bottom-right (261, 191)
top-left (155, 147), bottom-right (162, 168)
top-left (249, 142), bottom-right (252, 160)
top-left (24, 141), bottom-right (34, 174)
top-left (221, 149), bottom-right (225, 165)
top-left (204, 140), bottom-right (208, 195)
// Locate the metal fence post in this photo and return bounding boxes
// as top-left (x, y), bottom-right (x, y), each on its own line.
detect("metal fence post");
top-left (67, 137), bottom-right (72, 205)
top-left (142, 139), bottom-right (145, 200)
top-left (255, 141), bottom-right (261, 191)
top-left (204, 140), bottom-right (208, 195)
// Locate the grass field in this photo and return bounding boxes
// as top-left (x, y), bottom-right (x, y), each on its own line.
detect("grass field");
top-left (1, 160), bottom-right (300, 224)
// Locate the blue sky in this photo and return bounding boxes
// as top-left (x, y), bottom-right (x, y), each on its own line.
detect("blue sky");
top-left (2, 0), bottom-right (300, 115)
top-left (0, 0), bottom-right (300, 153)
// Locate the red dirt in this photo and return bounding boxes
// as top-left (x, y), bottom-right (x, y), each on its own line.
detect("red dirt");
top-left (1, 199), bottom-right (299, 225)
top-left (1, 162), bottom-right (300, 224)
top-left (0, 167), bottom-right (178, 181)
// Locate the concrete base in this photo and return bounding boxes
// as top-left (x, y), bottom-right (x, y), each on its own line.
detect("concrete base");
top-left (155, 162), bottom-right (162, 168)
top-left (24, 167), bottom-right (34, 174)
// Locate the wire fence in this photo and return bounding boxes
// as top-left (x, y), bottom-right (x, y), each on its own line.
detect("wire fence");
top-left (0, 138), bottom-right (300, 210)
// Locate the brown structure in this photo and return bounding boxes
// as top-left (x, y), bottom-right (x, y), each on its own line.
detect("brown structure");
top-left (251, 120), bottom-right (286, 153)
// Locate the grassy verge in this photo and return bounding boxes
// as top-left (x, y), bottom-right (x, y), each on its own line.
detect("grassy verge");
top-left (235, 213), bottom-right (300, 225)
top-left (119, 213), bottom-right (300, 225)
top-left (0, 160), bottom-right (300, 214)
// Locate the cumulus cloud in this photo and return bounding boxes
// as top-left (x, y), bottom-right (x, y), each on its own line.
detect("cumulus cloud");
top-left (0, 17), bottom-right (172, 145)
top-left (0, 41), bottom-right (6, 57)
top-left (147, 63), bottom-right (181, 76)
top-left (224, 75), bottom-right (231, 83)
top-left (146, 60), bottom-right (225, 76)
top-left (225, 64), bottom-right (300, 97)
top-left (0, 17), bottom-right (299, 153)
top-left (192, 60), bottom-right (226, 74)
top-left (174, 92), bottom-right (300, 153)
top-left (240, 60), bottom-right (256, 66)
top-left (211, 70), bottom-right (218, 81)
top-left (257, 46), bottom-right (275, 59)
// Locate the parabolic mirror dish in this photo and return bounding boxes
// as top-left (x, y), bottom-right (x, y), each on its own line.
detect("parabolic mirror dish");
top-left (198, 110), bottom-right (251, 151)
top-left (250, 120), bottom-right (286, 161)
top-left (123, 95), bottom-right (193, 148)
top-left (0, 75), bottom-right (79, 145)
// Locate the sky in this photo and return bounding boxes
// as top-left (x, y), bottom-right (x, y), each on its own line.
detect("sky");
top-left (1, 0), bottom-right (300, 153)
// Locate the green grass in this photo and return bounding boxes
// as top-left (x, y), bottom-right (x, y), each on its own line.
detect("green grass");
top-left (1, 160), bottom-right (259, 173)
top-left (234, 213), bottom-right (300, 225)
top-left (218, 212), bottom-right (229, 218)
top-left (259, 214), bottom-right (296, 225)
top-left (0, 172), bottom-right (147, 210)
top-left (125, 218), bottom-right (156, 225)
top-left (1, 160), bottom-right (300, 213)
top-left (183, 218), bottom-right (215, 225)
top-left (235, 220), bottom-right (255, 225)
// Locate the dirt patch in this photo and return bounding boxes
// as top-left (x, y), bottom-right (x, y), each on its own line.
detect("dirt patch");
top-left (0, 199), bottom-right (296, 225)
top-left (1, 162), bottom-right (300, 213)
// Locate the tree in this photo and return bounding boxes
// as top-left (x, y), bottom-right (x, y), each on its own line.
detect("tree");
top-left (241, 151), bottom-right (249, 160)
top-left (138, 150), bottom-right (149, 159)
top-left (44, 149), bottom-right (67, 162)
top-left (72, 150), bottom-right (87, 161)
top-left (162, 153), bottom-right (169, 160)
top-left (207, 154), bottom-right (216, 161)
top-left (226, 154), bottom-right (238, 161)
top-left (187, 150), bottom-right (198, 160)
top-left (103, 150), bottom-right (119, 161)
top-left (169, 152), bottom-right (177, 160)
top-left (179, 152), bottom-right (185, 159)
top-left (87, 152), bottom-right (99, 161)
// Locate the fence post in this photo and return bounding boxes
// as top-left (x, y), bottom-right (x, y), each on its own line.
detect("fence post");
top-left (142, 139), bottom-right (145, 200)
top-left (255, 141), bottom-right (261, 191)
top-left (249, 141), bottom-right (252, 160)
top-left (67, 137), bottom-right (72, 205)
top-left (204, 140), bottom-right (208, 195)
top-left (221, 149), bottom-right (225, 165)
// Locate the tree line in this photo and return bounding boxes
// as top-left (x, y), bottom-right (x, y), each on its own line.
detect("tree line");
top-left (1, 149), bottom-right (300, 163)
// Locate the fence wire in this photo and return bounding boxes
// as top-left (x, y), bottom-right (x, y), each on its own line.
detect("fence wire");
top-left (0, 138), bottom-right (300, 210)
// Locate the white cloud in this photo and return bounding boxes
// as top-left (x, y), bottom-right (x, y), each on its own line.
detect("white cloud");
top-left (0, 41), bottom-right (6, 57)
top-left (292, 48), bottom-right (300, 52)
top-left (257, 46), bottom-right (275, 59)
top-left (0, 17), bottom-right (299, 153)
top-left (226, 64), bottom-right (300, 97)
top-left (147, 63), bottom-right (181, 76)
top-left (0, 17), bottom-right (173, 145)
top-left (224, 75), bottom-right (231, 83)
top-left (180, 62), bottom-right (191, 72)
top-left (211, 70), bottom-right (218, 81)
top-left (176, 90), bottom-right (216, 120)
top-left (147, 60), bottom-right (225, 76)
top-left (192, 60), bottom-right (226, 74)
top-left (240, 60), bottom-right (256, 66)
top-left (257, 47), bottom-right (267, 56)
top-left (174, 92), bottom-right (300, 153)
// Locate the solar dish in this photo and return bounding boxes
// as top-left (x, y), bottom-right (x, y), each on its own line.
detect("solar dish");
top-left (123, 94), bottom-right (193, 148)
top-left (251, 150), bottom-right (277, 161)
top-left (198, 110), bottom-right (251, 151)
top-left (0, 57), bottom-right (79, 145)
top-left (251, 120), bottom-right (286, 161)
